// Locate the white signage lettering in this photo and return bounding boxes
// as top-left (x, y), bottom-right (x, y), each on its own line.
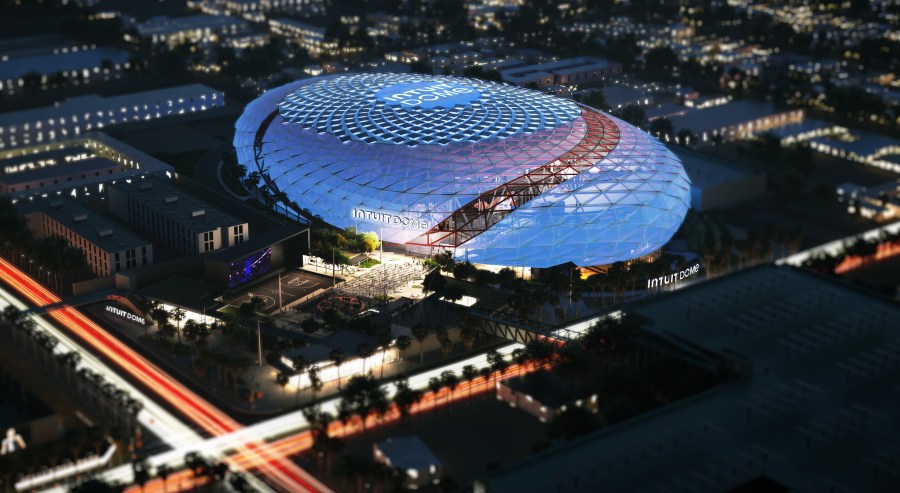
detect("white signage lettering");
top-left (106, 305), bottom-right (146, 325)
top-left (647, 263), bottom-right (701, 289)
top-left (352, 208), bottom-right (429, 230)
top-left (381, 82), bottom-right (477, 107)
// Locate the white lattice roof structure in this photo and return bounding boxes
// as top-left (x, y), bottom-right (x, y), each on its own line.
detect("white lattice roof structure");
top-left (235, 74), bottom-right (691, 268)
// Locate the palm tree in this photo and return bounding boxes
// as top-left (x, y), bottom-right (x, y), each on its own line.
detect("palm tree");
top-left (156, 464), bottom-right (171, 493)
top-left (376, 329), bottom-right (392, 377)
top-left (412, 323), bottom-right (429, 364)
top-left (479, 367), bottom-right (492, 389)
top-left (171, 308), bottom-right (186, 346)
top-left (461, 365), bottom-right (478, 401)
top-left (440, 370), bottom-right (459, 407)
top-left (329, 348), bottom-right (346, 390)
top-left (356, 343), bottom-right (374, 375)
top-left (339, 374), bottom-right (387, 432)
top-left (512, 347), bottom-right (529, 369)
top-left (487, 350), bottom-right (508, 382)
top-left (395, 335), bottom-right (412, 367)
top-left (440, 338), bottom-right (454, 359)
top-left (308, 365), bottom-right (324, 401)
top-left (292, 356), bottom-right (308, 404)
top-left (428, 377), bottom-right (443, 410)
top-left (132, 458), bottom-right (150, 492)
top-left (276, 372), bottom-right (290, 403)
top-left (183, 319), bottom-right (199, 360)
top-left (393, 376), bottom-right (421, 422)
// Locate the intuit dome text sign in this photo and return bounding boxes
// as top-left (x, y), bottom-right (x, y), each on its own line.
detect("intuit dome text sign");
top-left (376, 81), bottom-right (481, 109)
top-left (647, 263), bottom-right (701, 289)
top-left (106, 305), bottom-right (146, 325)
top-left (353, 208), bottom-right (429, 230)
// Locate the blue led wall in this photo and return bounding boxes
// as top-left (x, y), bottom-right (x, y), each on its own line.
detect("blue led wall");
top-left (228, 248), bottom-right (272, 288)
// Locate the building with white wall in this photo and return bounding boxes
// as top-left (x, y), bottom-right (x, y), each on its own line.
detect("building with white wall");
top-left (108, 177), bottom-right (248, 256)
top-left (18, 198), bottom-right (153, 277)
top-left (0, 84), bottom-right (224, 150)
top-left (0, 133), bottom-right (174, 202)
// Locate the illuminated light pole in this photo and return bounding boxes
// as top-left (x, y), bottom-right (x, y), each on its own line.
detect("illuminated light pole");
top-left (257, 320), bottom-right (263, 367)
top-left (380, 226), bottom-right (385, 302)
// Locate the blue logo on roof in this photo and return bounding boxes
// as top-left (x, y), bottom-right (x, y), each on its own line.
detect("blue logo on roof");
top-left (376, 81), bottom-right (481, 109)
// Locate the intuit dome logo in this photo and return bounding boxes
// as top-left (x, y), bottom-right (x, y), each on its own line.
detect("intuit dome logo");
top-left (376, 81), bottom-right (481, 109)
top-left (647, 263), bottom-right (702, 289)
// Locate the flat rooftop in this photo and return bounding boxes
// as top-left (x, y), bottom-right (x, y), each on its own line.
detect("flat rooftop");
top-left (809, 129), bottom-right (900, 157)
top-left (0, 46), bottom-right (130, 81)
top-left (270, 18), bottom-right (327, 33)
top-left (669, 100), bottom-right (786, 133)
top-left (501, 56), bottom-right (618, 78)
top-left (18, 198), bottom-right (150, 253)
top-left (0, 157), bottom-right (118, 186)
top-left (109, 177), bottom-right (245, 231)
top-left (672, 146), bottom-right (757, 188)
top-left (481, 265), bottom-right (900, 492)
top-left (135, 14), bottom-right (247, 36)
top-left (375, 435), bottom-right (441, 471)
top-left (0, 84), bottom-right (221, 127)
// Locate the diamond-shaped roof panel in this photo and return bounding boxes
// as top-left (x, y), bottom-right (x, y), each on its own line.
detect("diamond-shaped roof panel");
top-left (235, 75), bottom-right (691, 268)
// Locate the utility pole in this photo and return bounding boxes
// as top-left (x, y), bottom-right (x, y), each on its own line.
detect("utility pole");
top-left (278, 271), bottom-right (283, 311)
top-left (257, 320), bottom-right (262, 367)
top-left (380, 227), bottom-right (385, 302)
top-left (331, 248), bottom-right (336, 287)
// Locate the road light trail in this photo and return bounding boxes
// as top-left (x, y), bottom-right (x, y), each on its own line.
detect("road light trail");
top-left (0, 286), bottom-right (203, 451)
top-left (0, 257), bottom-right (331, 493)
top-left (5, 246), bottom-right (619, 492)
top-left (109, 305), bottom-right (617, 493)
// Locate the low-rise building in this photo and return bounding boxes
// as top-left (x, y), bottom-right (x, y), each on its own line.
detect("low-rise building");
top-left (477, 265), bottom-right (900, 493)
top-left (497, 370), bottom-right (599, 423)
top-left (223, 0), bottom-right (327, 21)
top-left (19, 198), bottom-right (153, 277)
top-left (0, 84), bottom-right (224, 150)
top-left (130, 15), bottom-right (250, 47)
top-left (0, 133), bottom-right (173, 201)
top-left (108, 177), bottom-right (248, 256)
top-left (280, 329), bottom-right (394, 389)
top-left (0, 36), bottom-right (131, 96)
top-left (500, 56), bottom-right (622, 88)
top-left (373, 436), bottom-right (442, 490)
top-left (268, 18), bottom-right (338, 56)
top-left (668, 100), bottom-right (804, 143)
top-left (0, 157), bottom-right (118, 195)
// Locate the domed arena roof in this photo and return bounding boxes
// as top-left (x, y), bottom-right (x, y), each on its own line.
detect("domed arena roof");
top-left (235, 74), bottom-right (691, 268)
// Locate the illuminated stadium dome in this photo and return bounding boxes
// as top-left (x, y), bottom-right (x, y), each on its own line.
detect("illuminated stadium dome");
top-left (234, 74), bottom-right (691, 268)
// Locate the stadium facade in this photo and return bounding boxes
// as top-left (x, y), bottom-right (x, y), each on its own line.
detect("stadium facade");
top-left (235, 74), bottom-right (690, 268)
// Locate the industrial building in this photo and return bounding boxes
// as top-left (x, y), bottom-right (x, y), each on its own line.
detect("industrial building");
top-left (18, 198), bottom-right (153, 277)
top-left (108, 177), bottom-right (248, 256)
top-left (477, 265), bottom-right (900, 493)
top-left (0, 84), bottom-right (224, 149)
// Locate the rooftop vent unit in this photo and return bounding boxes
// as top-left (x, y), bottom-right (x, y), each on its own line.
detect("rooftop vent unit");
top-left (72, 213), bottom-right (88, 222)
top-left (139, 182), bottom-right (153, 190)
top-left (49, 200), bottom-right (63, 209)
top-left (164, 195), bottom-right (178, 204)
top-left (192, 209), bottom-right (205, 217)
top-left (97, 228), bottom-right (113, 237)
